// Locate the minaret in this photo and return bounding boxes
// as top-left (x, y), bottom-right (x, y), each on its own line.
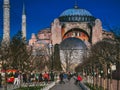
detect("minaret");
top-left (22, 4), bottom-right (26, 39)
top-left (3, 0), bottom-right (10, 44)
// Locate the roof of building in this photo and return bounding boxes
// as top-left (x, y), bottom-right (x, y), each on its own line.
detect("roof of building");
top-left (59, 6), bottom-right (95, 22)
top-left (60, 8), bottom-right (92, 17)
top-left (38, 28), bottom-right (50, 34)
top-left (60, 37), bottom-right (87, 50)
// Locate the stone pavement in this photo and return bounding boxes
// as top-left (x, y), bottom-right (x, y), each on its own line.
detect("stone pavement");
top-left (50, 78), bottom-right (83, 90)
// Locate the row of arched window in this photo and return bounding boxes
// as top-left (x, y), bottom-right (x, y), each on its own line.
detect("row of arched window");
top-left (59, 16), bottom-right (95, 22)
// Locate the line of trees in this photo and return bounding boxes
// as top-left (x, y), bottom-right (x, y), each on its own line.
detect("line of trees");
top-left (75, 37), bottom-right (120, 90)
top-left (0, 31), bottom-right (63, 73)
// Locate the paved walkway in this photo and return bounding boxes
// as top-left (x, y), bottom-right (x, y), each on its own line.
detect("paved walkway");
top-left (50, 78), bottom-right (82, 90)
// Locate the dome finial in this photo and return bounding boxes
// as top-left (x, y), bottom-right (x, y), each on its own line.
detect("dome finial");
top-left (74, 0), bottom-right (79, 9)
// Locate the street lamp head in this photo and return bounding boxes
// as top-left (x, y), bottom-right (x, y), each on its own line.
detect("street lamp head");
top-left (48, 43), bottom-right (53, 48)
top-left (111, 64), bottom-right (116, 71)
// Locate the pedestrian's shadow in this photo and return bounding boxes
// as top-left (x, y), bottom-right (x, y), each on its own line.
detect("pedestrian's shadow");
top-left (59, 81), bottom-right (65, 84)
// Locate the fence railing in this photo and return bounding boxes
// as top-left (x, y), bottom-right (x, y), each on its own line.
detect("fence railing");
top-left (83, 75), bottom-right (120, 90)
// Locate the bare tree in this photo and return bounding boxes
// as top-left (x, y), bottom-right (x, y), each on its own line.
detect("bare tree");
top-left (31, 44), bottom-right (50, 71)
top-left (60, 48), bottom-right (83, 72)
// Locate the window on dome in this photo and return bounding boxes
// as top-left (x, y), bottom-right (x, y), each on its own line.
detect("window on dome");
top-left (88, 17), bottom-right (90, 21)
top-left (75, 17), bottom-right (77, 21)
top-left (85, 17), bottom-right (87, 21)
top-left (77, 17), bottom-right (79, 21)
top-left (82, 17), bottom-right (84, 21)
top-left (86, 17), bottom-right (88, 21)
top-left (69, 17), bottom-right (70, 21)
top-left (72, 17), bottom-right (74, 21)
top-left (79, 17), bottom-right (81, 21)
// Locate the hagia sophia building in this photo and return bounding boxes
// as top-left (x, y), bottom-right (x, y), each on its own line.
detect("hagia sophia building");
top-left (3, 0), bottom-right (114, 71)
top-left (28, 5), bottom-right (114, 71)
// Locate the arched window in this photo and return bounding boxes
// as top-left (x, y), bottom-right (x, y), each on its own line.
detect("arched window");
top-left (69, 17), bottom-right (71, 21)
top-left (75, 16), bottom-right (77, 21)
top-left (82, 17), bottom-right (84, 21)
top-left (77, 32), bottom-right (79, 36)
top-left (75, 32), bottom-right (77, 36)
top-left (85, 17), bottom-right (87, 21)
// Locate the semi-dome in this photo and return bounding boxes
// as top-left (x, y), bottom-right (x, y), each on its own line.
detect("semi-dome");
top-left (59, 6), bottom-right (95, 22)
top-left (38, 28), bottom-right (50, 34)
top-left (60, 37), bottom-right (87, 50)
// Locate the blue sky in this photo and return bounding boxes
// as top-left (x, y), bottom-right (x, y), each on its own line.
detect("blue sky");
top-left (0, 0), bottom-right (120, 40)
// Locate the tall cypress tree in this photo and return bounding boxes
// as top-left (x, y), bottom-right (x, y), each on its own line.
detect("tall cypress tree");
top-left (9, 31), bottom-right (32, 71)
top-left (53, 44), bottom-right (62, 71)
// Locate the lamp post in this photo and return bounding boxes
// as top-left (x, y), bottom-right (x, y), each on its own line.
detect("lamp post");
top-left (110, 63), bottom-right (116, 90)
top-left (100, 69), bottom-right (103, 88)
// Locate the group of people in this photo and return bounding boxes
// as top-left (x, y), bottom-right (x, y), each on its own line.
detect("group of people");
top-left (0, 70), bottom-right (83, 88)
top-left (17, 71), bottom-right (55, 84)
top-left (0, 70), bottom-right (55, 88)
top-left (59, 71), bottom-right (83, 85)
top-left (59, 72), bottom-right (72, 83)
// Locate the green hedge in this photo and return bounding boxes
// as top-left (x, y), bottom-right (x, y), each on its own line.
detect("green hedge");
top-left (16, 86), bottom-right (44, 90)
top-left (85, 83), bottom-right (104, 90)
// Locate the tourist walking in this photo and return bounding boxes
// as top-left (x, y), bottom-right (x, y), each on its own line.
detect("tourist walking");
top-left (43, 71), bottom-right (49, 84)
top-left (59, 72), bottom-right (65, 84)
top-left (75, 74), bottom-right (82, 85)
top-left (13, 71), bottom-right (20, 87)
top-left (23, 72), bottom-right (27, 83)
top-left (39, 73), bottom-right (43, 82)
top-left (50, 71), bottom-right (54, 81)
top-left (67, 72), bottom-right (72, 81)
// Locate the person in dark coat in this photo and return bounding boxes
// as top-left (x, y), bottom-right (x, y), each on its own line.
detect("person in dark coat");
top-left (59, 72), bottom-right (65, 84)
top-left (39, 73), bottom-right (43, 82)
top-left (0, 73), bottom-right (2, 88)
top-left (50, 71), bottom-right (54, 81)
top-left (23, 72), bottom-right (27, 83)
top-left (67, 72), bottom-right (72, 81)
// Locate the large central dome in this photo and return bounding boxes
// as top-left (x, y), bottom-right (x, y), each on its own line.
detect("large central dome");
top-left (60, 8), bottom-right (92, 17)
top-left (59, 6), bottom-right (95, 22)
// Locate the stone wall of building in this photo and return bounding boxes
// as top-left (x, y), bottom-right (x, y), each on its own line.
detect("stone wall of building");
top-left (29, 33), bottom-right (37, 46)
top-left (102, 30), bottom-right (115, 39)
top-left (51, 19), bottom-right (62, 45)
top-left (62, 22), bottom-right (91, 38)
top-left (92, 19), bottom-right (103, 44)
